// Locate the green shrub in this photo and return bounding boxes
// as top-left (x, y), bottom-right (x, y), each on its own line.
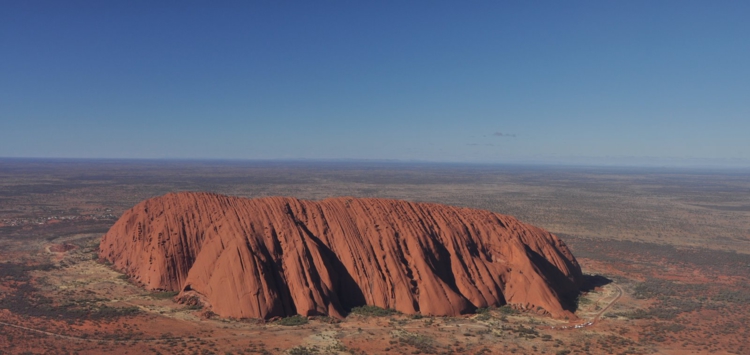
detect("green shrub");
top-left (395, 332), bottom-right (436, 353)
top-left (475, 307), bottom-right (491, 314)
top-left (287, 346), bottom-right (318, 355)
top-left (150, 291), bottom-right (179, 299)
top-left (277, 315), bottom-right (309, 326)
top-left (498, 305), bottom-right (517, 315)
top-left (349, 305), bottom-right (398, 317)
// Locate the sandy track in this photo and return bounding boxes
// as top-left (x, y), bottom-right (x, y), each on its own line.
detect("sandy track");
top-left (544, 283), bottom-right (623, 331)
top-left (592, 284), bottom-right (623, 324)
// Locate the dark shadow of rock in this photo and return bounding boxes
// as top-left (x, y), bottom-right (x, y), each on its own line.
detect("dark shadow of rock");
top-left (580, 274), bottom-right (613, 292)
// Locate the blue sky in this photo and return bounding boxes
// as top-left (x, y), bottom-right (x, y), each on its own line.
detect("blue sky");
top-left (2, 1), bottom-right (748, 166)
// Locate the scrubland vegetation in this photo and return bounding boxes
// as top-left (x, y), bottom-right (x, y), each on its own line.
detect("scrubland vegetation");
top-left (1, 160), bottom-right (749, 354)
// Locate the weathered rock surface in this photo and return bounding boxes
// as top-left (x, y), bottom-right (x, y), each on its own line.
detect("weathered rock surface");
top-left (100, 192), bottom-right (583, 319)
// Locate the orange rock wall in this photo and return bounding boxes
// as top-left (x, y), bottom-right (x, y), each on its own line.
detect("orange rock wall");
top-left (100, 192), bottom-right (583, 319)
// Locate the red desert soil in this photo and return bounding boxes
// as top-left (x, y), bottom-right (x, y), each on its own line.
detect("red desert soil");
top-left (100, 192), bottom-right (583, 320)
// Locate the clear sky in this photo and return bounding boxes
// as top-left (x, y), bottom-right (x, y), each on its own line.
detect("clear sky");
top-left (2, 1), bottom-right (748, 166)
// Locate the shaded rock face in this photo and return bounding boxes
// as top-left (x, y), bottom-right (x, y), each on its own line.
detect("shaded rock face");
top-left (100, 192), bottom-right (583, 319)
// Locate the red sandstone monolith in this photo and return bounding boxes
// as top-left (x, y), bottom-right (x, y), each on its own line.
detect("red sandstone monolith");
top-left (100, 192), bottom-right (583, 319)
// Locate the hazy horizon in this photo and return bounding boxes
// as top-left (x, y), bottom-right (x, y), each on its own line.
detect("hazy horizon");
top-left (3, 156), bottom-right (750, 170)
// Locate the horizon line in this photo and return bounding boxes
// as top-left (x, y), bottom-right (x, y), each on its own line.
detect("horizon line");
top-left (2, 156), bottom-right (749, 171)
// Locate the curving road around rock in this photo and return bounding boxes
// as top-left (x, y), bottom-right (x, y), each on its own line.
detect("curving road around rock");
top-left (591, 284), bottom-right (623, 324)
top-left (548, 283), bottom-right (623, 331)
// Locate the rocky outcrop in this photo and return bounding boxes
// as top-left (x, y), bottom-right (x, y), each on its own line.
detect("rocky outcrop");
top-left (100, 192), bottom-right (583, 319)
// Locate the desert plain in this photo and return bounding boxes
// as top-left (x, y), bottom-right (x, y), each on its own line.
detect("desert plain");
top-left (1, 159), bottom-right (749, 355)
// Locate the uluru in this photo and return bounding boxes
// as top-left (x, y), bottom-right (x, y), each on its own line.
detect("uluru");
top-left (99, 192), bottom-right (584, 320)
